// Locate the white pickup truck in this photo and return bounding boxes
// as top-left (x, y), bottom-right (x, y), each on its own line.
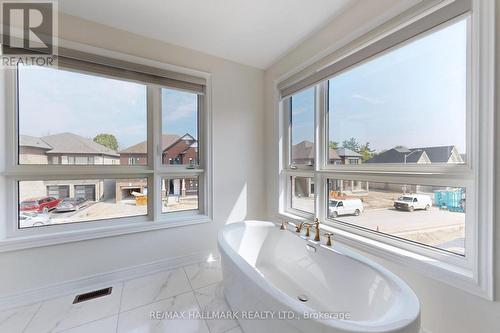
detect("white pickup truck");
top-left (393, 194), bottom-right (432, 212)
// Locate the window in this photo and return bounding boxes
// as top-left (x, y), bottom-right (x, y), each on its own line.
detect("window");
top-left (18, 178), bottom-right (148, 228)
top-left (289, 87), bottom-right (315, 167)
top-left (290, 176), bottom-right (314, 215)
top-left (326, 179), bottom-right (466, 255)
top-left (162, 88), bottom-right (199, 166)
top-left (17, 64), bottom-right (147, 166)
top-left (282, 18), bottom-right (470, 255)
top-left (161, 177), bottom-right (199, 213)
top-left (277, 0), bottom-right (497, 298)
top-left (6, 51), bottom-right (209, 237)
top-left (327, 19), bottom-right (467, 165)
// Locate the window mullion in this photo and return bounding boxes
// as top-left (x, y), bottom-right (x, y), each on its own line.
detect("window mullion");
top-left (282, 97), bottom-right (292, 170)
top-left (315, 82), bottom-right (327, 219)
top-left (149, 86), bottom-right (161, 221)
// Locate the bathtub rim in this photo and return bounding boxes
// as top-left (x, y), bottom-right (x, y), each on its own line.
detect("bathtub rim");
top-left (218, 220), bottom-right (421, 333)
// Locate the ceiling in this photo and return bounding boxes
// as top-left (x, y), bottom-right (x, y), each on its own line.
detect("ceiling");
top-left (59, 0), bottom-right (355, 69)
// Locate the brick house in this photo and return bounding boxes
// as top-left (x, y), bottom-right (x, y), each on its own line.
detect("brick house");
top-left (18, 133), bottom-right (120, 202)
top-left (162, 134), bottom-right (198, 165)
top-left (119, 133), bottom-right (199, 200)
top-left (118, 134), bottom-right (179, 165)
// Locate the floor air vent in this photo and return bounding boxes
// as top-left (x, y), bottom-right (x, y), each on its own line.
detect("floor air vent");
top-left (73, 287), bottom-right (112, 304)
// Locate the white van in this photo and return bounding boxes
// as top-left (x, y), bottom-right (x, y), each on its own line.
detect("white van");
top-left (328, 199), bottom-right (364, 218)
top-left (393, 194), bottom-right (432, 212)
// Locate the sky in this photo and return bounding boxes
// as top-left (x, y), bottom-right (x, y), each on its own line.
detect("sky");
top-left (162, 88), bottom-right (198, 142)
top-left (291, 18), bottom-right (467, 154)
top-left (18, 66), bottom-right (198, 150)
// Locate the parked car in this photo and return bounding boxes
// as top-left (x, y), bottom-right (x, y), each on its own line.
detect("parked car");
top-left (55, 197), bottom-right (88, 212)
top-left (19, 212), bottom-right (50, 228)
top-left (394, 194), bottom-right (432, 212)
top-left (329, 198), bottom-right (364, 218)
top-left (20, 196), bottom-right (61, 214)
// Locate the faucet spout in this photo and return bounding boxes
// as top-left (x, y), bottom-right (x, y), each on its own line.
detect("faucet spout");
top-left (312, 218), bottom-right (320, 241)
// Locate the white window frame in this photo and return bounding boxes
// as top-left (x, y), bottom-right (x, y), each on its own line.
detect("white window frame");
top-left (278, 0), bottom-right (494, 299)
top-left (287, 173), bottom-right (316, 219)
top-left (284, 87), bottom-right (317, 171)
top-left (0, 40), bottom-right (213, 251)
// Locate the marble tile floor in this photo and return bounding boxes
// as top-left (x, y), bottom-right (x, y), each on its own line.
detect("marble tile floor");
top-left (0, 257), bottom-right (427, 333)
top-left (0, 257), bottom-right (243, 333)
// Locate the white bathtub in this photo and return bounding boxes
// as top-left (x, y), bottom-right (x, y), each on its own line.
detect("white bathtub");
top-left (218, 221), bottom-right (420, 333)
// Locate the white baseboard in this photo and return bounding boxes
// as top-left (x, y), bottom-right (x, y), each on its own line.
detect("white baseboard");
top-left (0, 251), bottom-right (211, 311)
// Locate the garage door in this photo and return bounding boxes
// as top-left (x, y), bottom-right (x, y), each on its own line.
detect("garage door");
top-left (47, 185), bottom-right (70, 199)
top-left (75, 185), bottom-right (96, 201)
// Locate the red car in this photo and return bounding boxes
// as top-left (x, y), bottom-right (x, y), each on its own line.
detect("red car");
top-left (20, 196), bottom-right (62, 214)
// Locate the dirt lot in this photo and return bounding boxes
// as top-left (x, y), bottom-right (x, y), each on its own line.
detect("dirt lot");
top-left (48, 200), bottom-right (147, 224)
top-left (162, 195), bottom-right (198, 212)
top-left (40, 194), bottom-right (199, 225)
top-left (292, 195), bottom-right (465, 255)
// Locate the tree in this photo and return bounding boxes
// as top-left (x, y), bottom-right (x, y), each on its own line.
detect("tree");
top-left (93, 134), bottom-right (119, 151)
top-left (329, 141), bottom-right (339, 149)
top-left (359, 142), bottom-right (376, 161)
top-left (341, 137), bottom-right (361, 152)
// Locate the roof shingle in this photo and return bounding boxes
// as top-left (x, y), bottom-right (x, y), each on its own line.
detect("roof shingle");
top-left (41, 133), bottom-right (119, 157)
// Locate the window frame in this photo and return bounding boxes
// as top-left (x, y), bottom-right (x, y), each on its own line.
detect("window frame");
top-left (287, 173), bottom-right (316, 219)
top-left (285, 86), bottom-right (317, 171)
top-left (1, 44), bottom-right (213, 243)
top-left (278, 0), bottom-right (494, 300)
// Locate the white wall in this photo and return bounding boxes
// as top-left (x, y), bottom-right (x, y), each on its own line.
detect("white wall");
top-left (263, 1), bottom-right (500, 333)
top-left (0, 13), bottom-right (265, 296)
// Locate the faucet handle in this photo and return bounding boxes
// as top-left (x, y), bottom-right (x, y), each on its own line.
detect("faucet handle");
top-left (280, 221), bottom-right (288, 230)
top-left (304, 224), bottom-right (312, 237)
top-left (323, 232), bottom-right (334, 246)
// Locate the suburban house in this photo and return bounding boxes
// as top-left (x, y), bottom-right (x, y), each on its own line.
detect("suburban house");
top-left (329, 148), bottom-right (342, 164)
top-left (118, 133), bottom-right (198, 166)
top-left (22, 133), bottom-right (120, 165)
top-left (118, 134), bottom-right (179, 165)
top-left (336, 148), bottom-right (363, 164)
top-left (19, 133), bottom-right (120, 201)
top-left (115, 178), bottom-right (148, 202)
top-left (163, 134), bottom-right (198, 165)
top-left (119, 133), bottom-right (199, 200)
top-left (291, 140), bottom-right (343, 165)
top-left (291, 141), bottom-right (365, 198)
top-left (291, 140), bottom-right (314, 165)
top-left (18, 135), bottom-right (53, 164)
top-left (364, 145), bottom-right (465, 193)
top-left (366, 145), bottom-right (464, 164)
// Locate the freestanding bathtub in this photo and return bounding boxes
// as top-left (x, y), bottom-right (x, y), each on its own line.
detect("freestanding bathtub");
top-left (218, 221), bottom-right (420, 333)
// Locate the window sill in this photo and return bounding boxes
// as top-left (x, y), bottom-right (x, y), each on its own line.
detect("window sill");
top-left (279, 211), bottom-right (492, 300)
top-left (0, 215), bottom-right (212, 253)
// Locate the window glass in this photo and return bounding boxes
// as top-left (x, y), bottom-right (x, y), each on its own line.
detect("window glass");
top-left (18, 178), bottom-right (148, 228)
top-left (290, 87), bottom-right (315, 166)
top-left (327, 178), bottom-right (466, 255)
top-left (161, 177), bottom-right (199, 213)
top-left (161, 88), bottom-right (199, 166)
top-left (17, 65), bottom-right (148, 166)
top-left (291, 176), bottom-right (315, 214)
top-left (328, 19), bottom-right (467, 165)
